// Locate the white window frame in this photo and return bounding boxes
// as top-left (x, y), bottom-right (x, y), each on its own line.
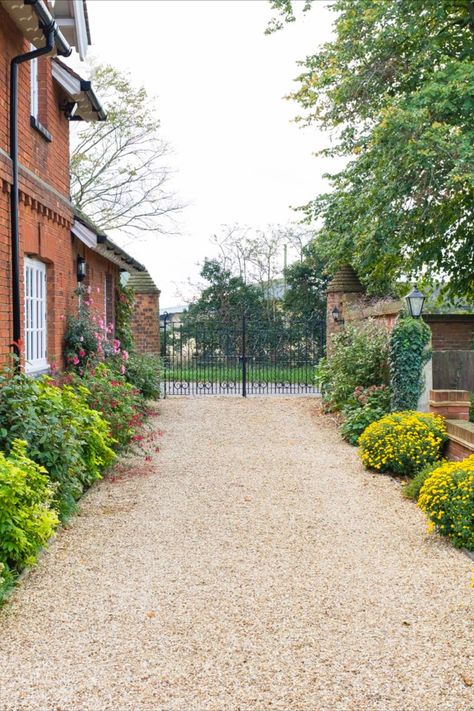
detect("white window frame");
top-left (24, 258), bottom-right (48, 374)
top-left (30, 49), bottom-right (39, 120)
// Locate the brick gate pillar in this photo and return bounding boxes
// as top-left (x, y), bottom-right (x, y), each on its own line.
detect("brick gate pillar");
top-left (326, 265), bottom-right (365, 355)
top-left (128, 271), bottom-right (161, 354)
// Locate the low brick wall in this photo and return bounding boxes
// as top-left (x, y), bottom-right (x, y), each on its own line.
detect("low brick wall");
top-left (429, 389), bottom-right (470, 421)
top-left (445, 421), bottom-right (474, 461)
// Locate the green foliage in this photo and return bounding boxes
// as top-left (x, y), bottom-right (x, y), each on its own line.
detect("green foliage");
top-left (359, 411), bottom-right (447, 475)
top-left (389, 313), bottom-right (431, 411)
top-left (402, 461), bottom-right (443, 501)
top-left (185, 258), bottom-right (272, 327)
top-left (71, 364), bottom-right (145, 450)
top-left (470, 393), bottom-right (474, 423)
top-left (115, 282), bottom-right (135, 353)
top-left (340, 385), bottom-right (391, 445)
top-left (418, 456), bottom-right (474, 550)
top-left (0, 371), bottom-right (115, 519)
top-left (0, 440), bottom-right (58, 574)
top-left (271, 0), bottom-right (474, 298)
top-left (283, 242), bottom-right (328, 322)
top-left (315, 321), bottom-right (390, 411)
top-left (121, 353), bottom-right (161, 400)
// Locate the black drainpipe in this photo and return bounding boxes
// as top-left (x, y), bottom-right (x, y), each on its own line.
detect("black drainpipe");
top-left (9, 8), bottom-right (71, 366)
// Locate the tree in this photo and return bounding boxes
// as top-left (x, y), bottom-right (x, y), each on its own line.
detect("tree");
top-left (283, 241), bottom-right (328, 322)
top-left (71, 64), bottom-right (181, 237)
top-left (268, 0), bottom-right (474, 299)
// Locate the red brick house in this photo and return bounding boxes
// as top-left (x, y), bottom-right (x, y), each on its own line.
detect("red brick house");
top-left (0, 0), bottom-right (152, 375)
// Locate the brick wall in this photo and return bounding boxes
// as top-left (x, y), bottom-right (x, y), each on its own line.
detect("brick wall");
top-left (0, 8), bottom-right (121, 371)
top-left (131, 292), bottom-right (160, 354)
top-left (424, 315), bottom-right (474, 351)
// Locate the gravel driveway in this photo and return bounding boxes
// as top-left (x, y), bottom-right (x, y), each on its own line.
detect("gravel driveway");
top-left (0, 397), bottom-right (472, 711)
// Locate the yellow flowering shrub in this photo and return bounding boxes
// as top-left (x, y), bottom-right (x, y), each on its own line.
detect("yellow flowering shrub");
top-left (418, 456), bottom-right (474, 550)
top-left (358, 411), bottom-right (447, 475)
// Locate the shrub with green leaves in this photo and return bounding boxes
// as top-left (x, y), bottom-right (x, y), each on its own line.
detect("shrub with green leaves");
top-left (402, 461), bottom-right (444, 501)
top-left (418, 456), bottom-right (474, 550)
top-left (340, 384), bottom-right (392, 445)
top-left (121, 352), bottom-right (161, 400)
top-left (0, 440), bottom-right (58, 575)
top-left (359, 411), bottom-right (447, 475)
top-left (69, 364), bottom-right (145, 449)
top-left (389, 312), bottom-right (431, 411)
top-left (0, 371), bottom-right (115, 519)
top-left (315, 321), bottom-right (390, 411)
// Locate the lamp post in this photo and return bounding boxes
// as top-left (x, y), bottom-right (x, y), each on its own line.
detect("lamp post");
top-left (405, 284), bottom-right (425, 318)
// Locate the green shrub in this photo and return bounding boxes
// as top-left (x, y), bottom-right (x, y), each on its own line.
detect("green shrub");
top-left (70, 364), bottom-right (145, 449)
top-left (0, 371), bottom-right (115, 519)
top-left (470, 393), bottom-right (473, 423)
top-left (315, 321), bottom-right (390, 411)
top-left (359, 411), bottom-right (447, 475)
top-left (115, 282), bottom-right (135, 353)
top-left (341, 405), bottom-right (388, 445)
top-left (0, 440), bottom-right (58, 574)
top-left (340, 384), bottom-right (392, 445)
top-left (122, 352), bottom-right (161, 399)
top-left (389, 312), bottom-right (431, 411)
top-left (418, 456), bottom-right (474, 550)
top-left (402, 461), bottom-right (443, 500)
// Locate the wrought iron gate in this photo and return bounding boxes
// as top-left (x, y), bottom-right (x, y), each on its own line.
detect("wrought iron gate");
top-left (161, 314), bottom-right (325, 397)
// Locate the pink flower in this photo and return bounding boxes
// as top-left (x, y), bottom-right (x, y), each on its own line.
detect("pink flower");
top-left (120, 365), bottom-right (126, 375)
top-left (98, 319), bottom-right (104, 329)
top-left (96, 287), bottom-right (101, 294)
top-left (78, 349), bottom-right (86, 358)
top-left (122, 350), bottom-right (129, 361)
top-left (59, 314), bottom-right (65, 321)
top-left (73, 356), bottom-right (80, 365)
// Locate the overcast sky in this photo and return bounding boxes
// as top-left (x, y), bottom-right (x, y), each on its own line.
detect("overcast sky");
top-left (76, 0), bottom-right (336, 306)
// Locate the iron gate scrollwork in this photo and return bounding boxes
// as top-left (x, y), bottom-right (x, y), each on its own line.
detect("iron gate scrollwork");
top-left (161, 313), bottom-right (325, 397)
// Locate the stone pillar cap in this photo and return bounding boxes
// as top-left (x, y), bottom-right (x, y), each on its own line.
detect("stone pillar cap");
top-left (327, 265), bottom-right (365, 294)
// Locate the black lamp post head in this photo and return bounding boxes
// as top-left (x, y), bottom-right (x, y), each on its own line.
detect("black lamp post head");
top-left (405, 284), bottom-right (425, 318)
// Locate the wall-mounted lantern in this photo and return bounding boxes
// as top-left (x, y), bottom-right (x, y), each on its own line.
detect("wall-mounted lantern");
top-left (405, 284), bottom-right (425, 318)
top-left (76, 255), bottom-right (86, 282)
top-left (331, 304), bottom-right (345, 324)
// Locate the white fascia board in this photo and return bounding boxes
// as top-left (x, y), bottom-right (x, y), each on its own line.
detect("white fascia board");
top-left (54, 0), bottom-right (89, 60)
top-left (71, 220), bottom-right (98, 249)
top-left (51, 61), bottom-right (81, 96)
top-left (72, 0), bottom-right (88, 60)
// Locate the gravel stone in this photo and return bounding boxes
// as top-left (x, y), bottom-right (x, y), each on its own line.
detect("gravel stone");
top-left (0, 397), bottom-right (472, 711)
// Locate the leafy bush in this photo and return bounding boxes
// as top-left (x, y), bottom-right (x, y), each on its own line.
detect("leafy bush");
top-left (359, 411), bottom-right (447, 475)
top-left (121, 352), bottom-right (161, 399)
top-left (70, 364), bottom-right (145, 449)
top-left (340, 386), bottom-right (392, 445)
top-left (315, 321), bottom-right (390, 411)
top-left (389, 312), bottom-right (431, 411)
top-left (115, 282), bottom-right (135, 353)
top-left (0, 440), bottom-right (58, 574)
top-left (470, 393), bottom-right (473, 423)
top-left (402, 461), bottom-right (444, 501)
top-left (418, 456), bottom-right (474, 550)
top-left (0, 371), bottom-right (115, 519)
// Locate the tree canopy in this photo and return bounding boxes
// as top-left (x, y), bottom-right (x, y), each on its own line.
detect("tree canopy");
top-left (269, 0), bottom-right (474, 299)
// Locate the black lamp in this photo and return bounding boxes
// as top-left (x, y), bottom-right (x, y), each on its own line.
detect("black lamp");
top-left (77, 255), bottom-right (86, 282)
top-left (332, 304), bottom-right (344, 324)
top-left (405, 284), bottom-right (425, 318)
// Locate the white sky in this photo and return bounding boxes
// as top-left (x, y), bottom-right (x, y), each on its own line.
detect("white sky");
top-left (75, 0), bottom-right (336, 306)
